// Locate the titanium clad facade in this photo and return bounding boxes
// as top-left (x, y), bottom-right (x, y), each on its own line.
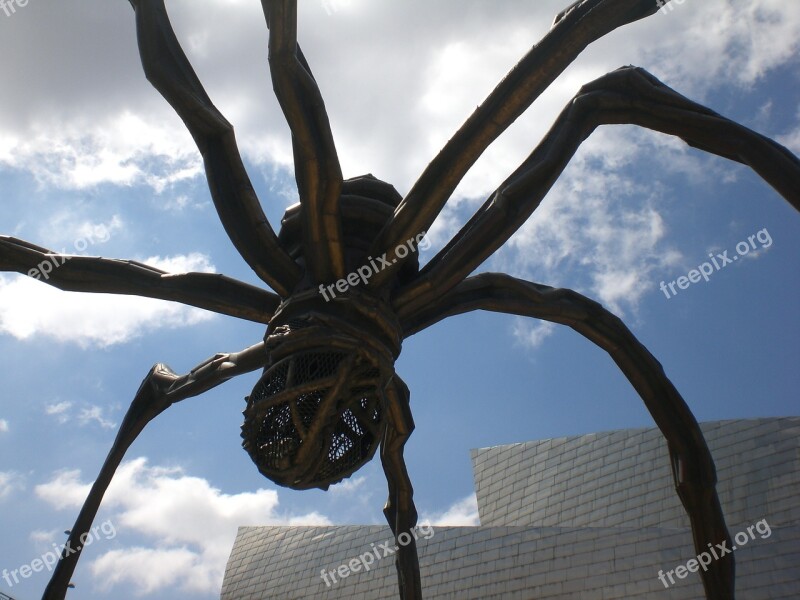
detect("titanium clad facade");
top-left (221, 417), bottom-right (800, 599)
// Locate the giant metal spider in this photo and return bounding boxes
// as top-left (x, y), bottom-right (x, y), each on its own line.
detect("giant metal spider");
top-left (1, 0), bottom-right (799, 599)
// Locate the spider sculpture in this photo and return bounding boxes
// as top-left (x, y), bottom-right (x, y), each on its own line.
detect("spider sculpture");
top-left (1, 1), bottom-right (798, 599)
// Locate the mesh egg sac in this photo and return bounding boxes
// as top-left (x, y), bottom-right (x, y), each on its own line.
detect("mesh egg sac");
top-left (242, 349), bottom-right (385, 490)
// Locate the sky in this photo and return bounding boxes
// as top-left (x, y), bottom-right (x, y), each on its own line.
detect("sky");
top-left (0, 0), bottom-right (798, 598)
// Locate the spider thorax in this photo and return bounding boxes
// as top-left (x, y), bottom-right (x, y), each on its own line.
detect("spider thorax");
top-left (242, 175), bottom-right (412, 491)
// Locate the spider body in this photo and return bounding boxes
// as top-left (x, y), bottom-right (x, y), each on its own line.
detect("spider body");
top-left (3, 1), bottom-right (797, 599)
top-left (242, 174), bottom-right (414, 491)
top-left (243, 286), bottom-right (403, 491)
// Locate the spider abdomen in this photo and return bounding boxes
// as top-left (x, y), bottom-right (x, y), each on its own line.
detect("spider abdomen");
top-left (241, 290), bottom-right (402, 491)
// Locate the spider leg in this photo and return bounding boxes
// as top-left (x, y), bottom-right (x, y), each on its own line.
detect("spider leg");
top-left (402, 273), bottom-right (734, 600)
top-left (261, 0), bottom-right (346, 284)
top-left (394, 66), bottom-right (800, 317)
top-left (127, 0), bottom-right (302, 296)
top-left (0, 236), bottom-right (279, 324)
top-left (368, 0), bottom-right (672, 288)
top-left (381, 376), bottom-right (422, 600)
top-left (41, 343), bottom-right (267, 600)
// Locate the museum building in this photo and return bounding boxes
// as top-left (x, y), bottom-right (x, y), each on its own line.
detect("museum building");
top-left (221, 417), bottom-right (800, 599)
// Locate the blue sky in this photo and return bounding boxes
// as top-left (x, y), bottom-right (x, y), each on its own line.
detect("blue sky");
top-left (1, 1), bottom-right (798, 598)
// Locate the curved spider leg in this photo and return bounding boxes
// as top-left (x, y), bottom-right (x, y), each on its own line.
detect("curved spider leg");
top-left (127, 0), bottom-right (302, 297)
top-left (0, 236), bottom-right (279, 324)
top-left (381, 376), bottom-right (422, 600)
top-left (394, 66), bottom-right (800, 318)
top-left (402, 273), bottom-right (734, 600)
top-left (367, 0), bottom-right (674, 287)
top-left (41, 343), bottom-right (267, 600)
top-left (261, 0), bottom-right (346, 284)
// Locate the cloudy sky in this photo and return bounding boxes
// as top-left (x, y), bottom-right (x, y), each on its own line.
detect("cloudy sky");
top-left (1, 0), bottom-right (798, 598)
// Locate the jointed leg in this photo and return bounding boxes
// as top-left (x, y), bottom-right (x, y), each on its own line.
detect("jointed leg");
top-left (368, 0), bottom-right (674, 288)
top-left (403, 273), bottom-right (734, 599)
top-left (394, 66), bottom-right (800, 316)
top-left (42, 343), bottom-right (267, 600)
top-left (127, 0), bottom-right (301, 296)
top-left (381, 376), bottom-right (422, 600)
top-left (261, 0), bottom-right (345, 283)
top-left (0, 236), bottom-right (279, 324)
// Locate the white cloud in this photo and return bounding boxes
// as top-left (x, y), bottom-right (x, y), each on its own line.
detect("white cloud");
top-left (0, 253), bottom-right (217, 347)
top-left (0, 3), bottom-right (795, 324)
top-left (159, 193), bottom-right (200, 213)
top-left (661, 1), bottom-right (800, 89)
top-left (329, 475), bottom-right (367, 496)
top-left (513, 321), bottom-right (557, 350)
top-left (0, 0), bottom-right (794, 197)
top-left (78, 405), bottom-right (117, 430)
top-left (498, 132), bottom-right (681, 316)
top-left (0, 418), bottom-right (8, 433)
top-left (91, 548), bottom-right (201, 595)
top-left (0, 471), bottom-right (24, 500)
top-left (46, 401), bottom-right (73, 417)
top-left (31, 529), bottom-right (62, 544)
top-left (35, 469), bottom-right (93, 507)
top-left (777, 107), bottom-right (800, 154)
top-left (0, 113), bottom-right (202, 192)
top-left (46, 401), bottom-right (79, 426)
top-left (143, 253), bottom-right (215, 276)
top-left (421, 494), bottom-right (480, 527)
top-left (36, 457), bottom-right (333, 595)
top-left (33, 214), bottom-right (123, 256)
top-left (45, 401), bottom-right (122, 430)
top-left (490, 109), bottom-right (786, 328)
